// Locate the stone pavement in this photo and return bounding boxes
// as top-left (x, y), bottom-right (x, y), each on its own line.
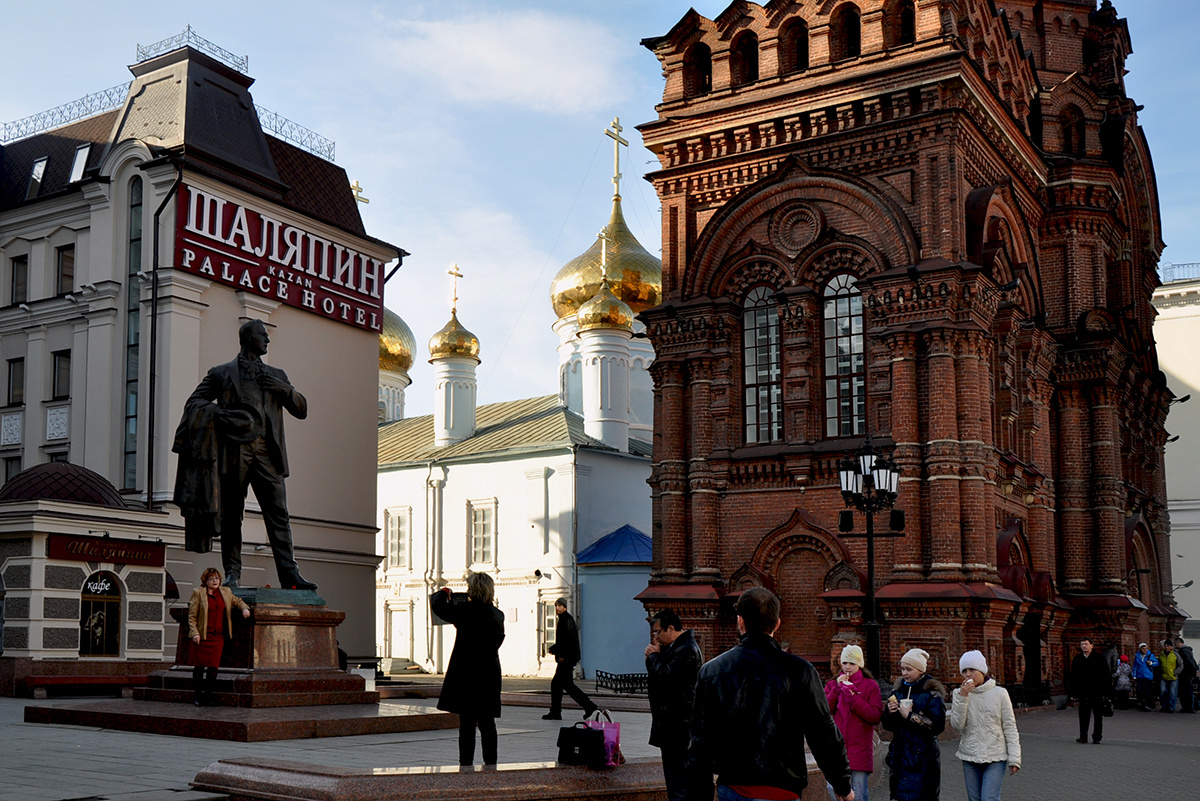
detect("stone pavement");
top-left (1, 686), bottom-right (1198, 801)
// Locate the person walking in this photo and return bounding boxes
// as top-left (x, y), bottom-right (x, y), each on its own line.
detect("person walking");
top-left (1174, 637), bottom-right (1198, 713)
top-left (1159, 638), bottom-right (1180, 713)
top-left (1113, 654), bottom-right (1134, 710)
top-left (645, 609), bottom-right (703, 801)
top-left (1132, 643), bottom-right (1159, 711)
top-left (430, 572), bottom-right (506, 766)
top-left (823, 644), bottom-right (881, 801)
top-left (883, 648), bottom-right (947, 801)
top-left (186, 568), bottom-right (251, 706)
top-left (543, 598), bottom-right (597, 720)
top-left (688, 587), bottom-right (854, 801)
top-left (950, 650), bottom-right (1020, 801)
top-left (1069, 637), bottom-right (1111, 742)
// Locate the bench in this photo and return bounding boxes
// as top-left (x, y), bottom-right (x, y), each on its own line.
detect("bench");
top-left (20, 674), bottom-right (149, 699)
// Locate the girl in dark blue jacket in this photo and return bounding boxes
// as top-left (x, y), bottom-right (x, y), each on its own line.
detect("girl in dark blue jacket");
top-left (883, 648), bottom-right (947, 800)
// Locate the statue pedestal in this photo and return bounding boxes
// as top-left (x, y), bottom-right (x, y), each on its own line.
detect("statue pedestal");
top-left (137, 593), bottom-right (378, 707)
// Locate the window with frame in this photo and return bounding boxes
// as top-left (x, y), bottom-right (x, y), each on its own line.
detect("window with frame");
top-left (56, 245), bottom-right (75, 296)
top-left (468, 500), bottom-right (495, 565)
top-left (684, 42), bottom-right (713, 98)
top-left (743, 285), bottom-right (782, 444)
top-left (52, 350), bottom-right (71, 400)
top-left (830, 4), bottom-right (862, 61)
top-left (123, 176), bottom-right (143, 489)
top-left (731, 32), bottom-right (759, 86)
top-left (10, 255), bottom-right (27, 305)
top-left (3, 456), bottom-right (21, 483)
top-left (26, 157), bottom-right (48, 201)
top-left (823, 274), bottom-right (865, 437)
top-left (539, 600), bottom-right (558, 658)
top-left (780, 18), bottom-right (810, 73)
top-left (386, 508), bottom-right (409, 569)
top-left (7, 358), bottom-right (24, 406)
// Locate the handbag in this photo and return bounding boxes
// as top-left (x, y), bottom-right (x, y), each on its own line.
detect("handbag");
top-left (557, 722), bottom-right (606, 768)
top-left (583, 708), bottom-right (625, 767)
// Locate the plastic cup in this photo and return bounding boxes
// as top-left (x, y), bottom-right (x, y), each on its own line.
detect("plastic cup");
top-left (898, 698), bottom-right (914, 714)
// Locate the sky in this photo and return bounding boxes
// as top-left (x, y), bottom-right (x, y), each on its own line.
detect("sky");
top-left (1, 1), bottom-right (1196, 418)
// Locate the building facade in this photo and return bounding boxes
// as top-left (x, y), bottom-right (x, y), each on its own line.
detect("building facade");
top-left (0, 36), bottom-right (399, 678)
top-left (636, 0), bottom-right (1176, 692)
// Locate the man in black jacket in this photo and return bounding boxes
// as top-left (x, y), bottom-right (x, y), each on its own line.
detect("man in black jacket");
top-left (1175, 636), bottom-right (1198, 713)
top-left (543, 598), bottom-right (597, 720)
top-left (1069, 636), bottom-right (1111, 743)
top-left (689, 587), bottom-right (854, 801)
top-left (645, 609), bottom-right (703, 801)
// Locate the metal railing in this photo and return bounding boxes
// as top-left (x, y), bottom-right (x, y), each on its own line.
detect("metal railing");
top-left (594, 670), bottom-right (649, 695)
top-left (0, 83), bottom-right (130, 144)
top-left (1161, 263), bottom-right (1200, 284)
top-left (255, 105), bottom-right (337, 162)
top-left (136, 25), bottom-right (249, 74)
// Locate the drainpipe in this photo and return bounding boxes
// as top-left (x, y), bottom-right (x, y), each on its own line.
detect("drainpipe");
top-left (145, 162), bottom-right (184, 510)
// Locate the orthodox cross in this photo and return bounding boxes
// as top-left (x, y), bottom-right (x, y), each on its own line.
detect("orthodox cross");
top-left (350, 180), bottom-right (370, 204)
top-left (604, 117), bottom-right (628, 198)
top-left (448, 264), bottom-right (463, 312)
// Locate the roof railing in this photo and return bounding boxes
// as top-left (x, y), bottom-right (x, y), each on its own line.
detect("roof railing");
top-left (136, 25), bottom-right (249, 73)
top-left (0, 83), bottom-right (130, 144)
top-left (1161, 263), bottom-right (1200, 284)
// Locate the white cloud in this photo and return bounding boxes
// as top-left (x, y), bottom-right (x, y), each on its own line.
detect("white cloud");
top-left (378, 9), bottom-right (628, 114)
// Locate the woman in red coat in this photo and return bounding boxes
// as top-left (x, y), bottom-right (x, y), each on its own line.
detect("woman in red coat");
top-left (187, 568), bottom-right (250, 706)
top-left (824, 644), bottom-right (882, 801)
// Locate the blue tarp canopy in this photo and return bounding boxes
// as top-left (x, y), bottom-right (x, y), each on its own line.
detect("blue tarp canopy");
top-left (577, 524), bottom-right (652, 564)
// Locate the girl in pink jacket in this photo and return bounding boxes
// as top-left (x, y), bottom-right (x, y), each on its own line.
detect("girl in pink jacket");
top-left (824, 644), bottom-right (882, 801)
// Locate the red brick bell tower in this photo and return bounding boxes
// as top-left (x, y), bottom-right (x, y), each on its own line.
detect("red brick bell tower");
top-left (635, 0), bottom-right (1179, 694)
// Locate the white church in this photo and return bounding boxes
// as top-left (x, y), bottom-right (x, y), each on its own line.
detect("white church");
top-left (375, 130), bottom-right (660, 677)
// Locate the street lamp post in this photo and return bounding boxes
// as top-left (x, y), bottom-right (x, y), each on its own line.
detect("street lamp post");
top-left (838, 435), bottom-right (905, 678)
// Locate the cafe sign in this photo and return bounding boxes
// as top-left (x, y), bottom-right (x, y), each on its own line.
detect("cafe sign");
top-left (47, 533), bottom-right (166, 568)
top-left (175, 183), bottom-right (386, 332)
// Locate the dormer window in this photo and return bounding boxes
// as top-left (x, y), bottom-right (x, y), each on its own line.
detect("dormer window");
top-left (26, 157), bottom-right (48, 200)
top-left (69, 145), bottom-right (91, 183)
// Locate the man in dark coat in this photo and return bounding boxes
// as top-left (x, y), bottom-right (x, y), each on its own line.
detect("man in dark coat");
top-left (1070, 636), bottom-right (1111, 743)
top-left (1175, 637), bottom-right (1198, 713)
top-left (645, 609), bottom-right (703, 801)
top-left (543, 597), bottom-right (597, 720)
top-left (175, 319), bottom-right (315, 590)
top-left (689, 587), bottom-right (854, 801)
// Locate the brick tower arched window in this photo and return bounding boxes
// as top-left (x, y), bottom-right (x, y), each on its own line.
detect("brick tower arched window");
top-left (684, 42), bottom-right (713, 98)
top-left (830, 4), bottom-right (862, 62)
top-left (823, 273), bottom-right (865, 437)
top-left (780, 18), bottom-right (809, 73)
top-left (886, 0), bottom-right (916, 47)
top-left (1060, 104), bottom-right (1086, 157)
top-left (743, 285), bottom-right (782, 444)
top-left (731, 32), bottom-right (759, 86)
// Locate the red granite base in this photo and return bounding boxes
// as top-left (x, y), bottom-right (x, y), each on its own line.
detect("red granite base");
top-left (193, 756), bottom-right (670, 801)
top-left (24, 698), bottom-right (456, 742)
top-left (135, 666), bottom-right (379, 707)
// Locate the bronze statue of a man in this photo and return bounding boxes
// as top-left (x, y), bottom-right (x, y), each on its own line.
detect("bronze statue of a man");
top-left (173, 319), bottom-right (316, 590)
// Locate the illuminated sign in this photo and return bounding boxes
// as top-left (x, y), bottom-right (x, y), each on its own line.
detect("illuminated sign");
top-left (47, 533), bottom-right (166, 568)
top-left (174, 184), bottom-right (385, 332)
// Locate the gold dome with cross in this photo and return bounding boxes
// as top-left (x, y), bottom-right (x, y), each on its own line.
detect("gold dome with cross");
top-left (379, 307), bottom-right (416, 375)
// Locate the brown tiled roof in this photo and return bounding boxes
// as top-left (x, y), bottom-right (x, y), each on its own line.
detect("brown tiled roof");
top-left (0, 462), bottom-right (127, 508)
top-left (0, 111), bottom-right (117, 210)
top-left (378, 394), bottom-right (651, 466)
top-left (267, 137), bottom-right (366, 237)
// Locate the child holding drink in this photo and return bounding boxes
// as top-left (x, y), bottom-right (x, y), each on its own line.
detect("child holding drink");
top-left (882, 648), bottom-right (947, 800)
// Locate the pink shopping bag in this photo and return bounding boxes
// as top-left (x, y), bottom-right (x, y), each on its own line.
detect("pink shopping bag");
top-left (583, 709), bottom-right (625, 767)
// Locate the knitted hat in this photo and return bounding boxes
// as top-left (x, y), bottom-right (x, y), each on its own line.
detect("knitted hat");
top-left (554, 597), bottom-right (569, 609)
top-left (1139, 642), bottom-right (1148, 649)
top-left (840, 644), bottom-right (865, 668)
top-left (1120, 654), bottom-right (1130, 663)
top-left (901, 648), bottom-right (930, 673)
top-left (959, 649), bottom-right (988, 675)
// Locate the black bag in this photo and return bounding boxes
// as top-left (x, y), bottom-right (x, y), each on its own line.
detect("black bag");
top-left (1101, 696), bottom-right (1114, 717)
top-left (557, 721), bottom-right (606, 768)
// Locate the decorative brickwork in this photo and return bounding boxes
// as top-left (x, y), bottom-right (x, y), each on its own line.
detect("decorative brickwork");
top-left (638, 1), bottom-right (1177, 692)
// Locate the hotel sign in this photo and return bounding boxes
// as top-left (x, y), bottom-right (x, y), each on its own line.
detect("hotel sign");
top-left (48, 533), bottom-right (166, 568)
top-left (175, 184), bottom-right (385, 332)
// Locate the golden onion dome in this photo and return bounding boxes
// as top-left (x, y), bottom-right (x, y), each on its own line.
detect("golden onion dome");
top-left (428, 310), bottom-right (481, 362)
top-left (550, 196), bottom-right (662, 320)
top-left (379, 307), bottom-right (416, 375)
top-left (577, 279), bottom-right (634, 333)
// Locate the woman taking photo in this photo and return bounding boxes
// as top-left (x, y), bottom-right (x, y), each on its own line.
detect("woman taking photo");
top-left (187, 568), bottom-right (251, 706)
top-left (883, 648), bottom-right (947, 800)
top-left (823, 644), bottom-right (881, 801)
top-left (431, 571), bottom-right (506, 766)
top-left (950, 650), bottom-right (1020, 801)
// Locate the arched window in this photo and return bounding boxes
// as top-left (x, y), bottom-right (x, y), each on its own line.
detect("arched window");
top-left (897, 0), bottom-right (917, 46)
top-left (823, 274), bottom-right (865, 438)
top-left (684, 42), bottom-right (713, 98)
top-left (80, 571), bottom-right (122, 657)
top-left (780, 19), bottom-right (810, 73)
top-left (731, 32), bottom-right (760, 86)
top-left (830, 4), bottom-right (862, 62)
top-left (1060, 105), bottom-right (1086, 157)
top-left (123, 176), bottom-right (143, 489)
top-left (743, 285), bottom-right (782, 444)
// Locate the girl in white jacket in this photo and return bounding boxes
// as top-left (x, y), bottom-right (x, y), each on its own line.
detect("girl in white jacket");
top-left (950, 650), bottom-right (1021, 801)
